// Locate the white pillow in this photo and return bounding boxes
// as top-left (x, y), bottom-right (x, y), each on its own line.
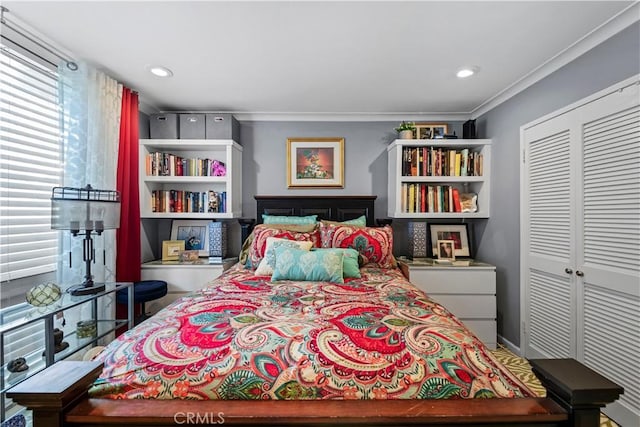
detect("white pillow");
top-left (254, 237), bottom-right (313, 276)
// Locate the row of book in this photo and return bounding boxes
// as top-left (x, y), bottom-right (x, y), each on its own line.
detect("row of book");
top-left (401, 183), bottom-right (478, 214)
top-left (145, 152), bottom-right (227, 177)
top-left (401, 146), bottom-right (483, 177)
top-left (151, 190), bottom-right (227, 213)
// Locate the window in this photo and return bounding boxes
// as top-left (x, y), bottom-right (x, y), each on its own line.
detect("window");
top-left (0, 45), bottom-right (62, 282)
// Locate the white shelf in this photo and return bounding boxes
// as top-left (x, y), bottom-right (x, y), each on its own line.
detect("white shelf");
top-left (387, 139), bottom-right (491, 218)
top-left (139, 139), bottom-right (243, 218)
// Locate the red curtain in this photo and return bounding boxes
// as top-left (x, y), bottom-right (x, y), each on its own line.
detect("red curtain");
top-left (116, 88), bottom-right (141, 283)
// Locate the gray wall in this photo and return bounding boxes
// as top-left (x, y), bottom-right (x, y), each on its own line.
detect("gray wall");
top-left (475, 22), bottom-right (640, 347)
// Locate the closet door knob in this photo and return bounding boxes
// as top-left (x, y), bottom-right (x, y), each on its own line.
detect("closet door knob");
top-left (576, 270), bottom-right (584, 277)
top-left (565, 268), bottom-right (573, 274)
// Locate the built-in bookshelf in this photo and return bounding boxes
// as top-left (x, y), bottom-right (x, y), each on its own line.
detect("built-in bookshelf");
top-left (387, 139), bottom-right (491, 218)
top-left (139, 139), bottom-right (242, 219)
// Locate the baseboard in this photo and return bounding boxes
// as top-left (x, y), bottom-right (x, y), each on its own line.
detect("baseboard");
top-left (497, 335), bottom-right (521, 357)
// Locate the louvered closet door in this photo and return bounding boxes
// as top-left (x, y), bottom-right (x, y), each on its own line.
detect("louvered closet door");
top-left (522, 117), bottom-right (578, 359)
top-left (576, 83), bottom-right (639, 427)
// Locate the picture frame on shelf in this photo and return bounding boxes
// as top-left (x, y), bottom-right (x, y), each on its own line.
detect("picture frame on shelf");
top-left (428, 223), bottom-right (472, 258)
top-left (179, 250), bottom-right (200, 262)
top-left (286, 137), bottom-right (344, 188)
top-left (170, 220), bottom-right (210, 257)
top-left (162, 240), bottom-right (185, 261)
top-left (416, 123), bottom-right (448, 140)
top-left (436, 240), bottom-right (456, 261)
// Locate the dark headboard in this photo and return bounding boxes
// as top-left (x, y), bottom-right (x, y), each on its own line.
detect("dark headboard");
top-left (255, 195), bottom-right (376, 226)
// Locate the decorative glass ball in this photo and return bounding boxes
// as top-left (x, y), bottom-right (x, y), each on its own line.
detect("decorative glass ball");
top-left (26, 282), bottom-right (62, 307)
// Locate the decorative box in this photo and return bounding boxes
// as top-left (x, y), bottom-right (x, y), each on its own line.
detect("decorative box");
top-left (179, 113), bottom-right (205, 139)
top-left (205, 113), bottom-right (240, 141)
top-left (408, 221), bottom-right (428, 259)
top-left (208, 221), bottom-right (228, 258)
top-left (150, 113), bottom-right (178, 139)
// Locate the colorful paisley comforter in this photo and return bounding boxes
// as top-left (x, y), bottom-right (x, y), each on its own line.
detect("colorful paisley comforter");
top-left (90, 265), bottom-right (533, 400)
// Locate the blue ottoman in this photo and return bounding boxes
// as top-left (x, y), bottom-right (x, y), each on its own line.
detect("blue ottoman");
top-left (117, 280), bottom-right (168, 324)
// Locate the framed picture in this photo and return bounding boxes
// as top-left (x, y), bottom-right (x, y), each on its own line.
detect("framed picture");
top-left (428, 223), bottom-right (471, 258)
top-left (162, 240), bottom-right (185, 261)
top-left (170, 220), bottom-right (210, 257)
top-left (415, 123), bottom-right (448, 140)
top-left (179, 250), bottom-right (200, 262)
top-left (436, 240), bottom-right (456, 261)
top-left (286, 137), bottom-right (344, 188)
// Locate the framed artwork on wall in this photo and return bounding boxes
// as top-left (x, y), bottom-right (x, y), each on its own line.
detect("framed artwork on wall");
top-left (286, 137), bottom-right (344, 188)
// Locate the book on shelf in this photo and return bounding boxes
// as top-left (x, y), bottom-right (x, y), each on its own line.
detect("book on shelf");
top-left (400, 145), bottom-right (483, 177)
top-left (399, 184), bottom-right (476, 214)
top-left (151, 190), bottom-right (227, 213)
top-left (146, 152), bottom-right (226, 177)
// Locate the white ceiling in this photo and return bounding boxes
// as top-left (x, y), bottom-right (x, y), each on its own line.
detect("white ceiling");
top-left (2, 1), bottom-right (637, 119)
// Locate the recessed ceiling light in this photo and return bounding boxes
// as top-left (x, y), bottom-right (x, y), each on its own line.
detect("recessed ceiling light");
top-left (148, 66), bottom-right (173, 77)
top-left (456, 66), bottom-right (479, 79)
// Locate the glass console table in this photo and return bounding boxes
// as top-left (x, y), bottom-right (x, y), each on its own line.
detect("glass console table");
top-left (0, 282), bottom-right (133, 421)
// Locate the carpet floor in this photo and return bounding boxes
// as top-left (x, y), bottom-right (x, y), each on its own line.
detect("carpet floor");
top-left (491, 345), bottom-right (618, 427)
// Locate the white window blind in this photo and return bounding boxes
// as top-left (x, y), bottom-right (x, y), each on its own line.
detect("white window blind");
top-left (0, 44), bottom-right (62, 282)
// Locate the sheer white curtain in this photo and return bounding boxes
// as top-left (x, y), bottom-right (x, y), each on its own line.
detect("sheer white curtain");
top-left (57, 62), bottom-right (123, 288)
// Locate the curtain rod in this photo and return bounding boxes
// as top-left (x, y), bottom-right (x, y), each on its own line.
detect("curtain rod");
top-left (1, 6), bottom-right (78, 71)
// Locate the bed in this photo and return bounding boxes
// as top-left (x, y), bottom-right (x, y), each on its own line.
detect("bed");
top-left (7, 196), bottom-right (621, 427)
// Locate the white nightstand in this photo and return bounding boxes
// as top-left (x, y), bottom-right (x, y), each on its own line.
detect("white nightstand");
top-left (140, 258), bottom-right (238, 314)
top-left (400, 258), bottom-right (497, 349)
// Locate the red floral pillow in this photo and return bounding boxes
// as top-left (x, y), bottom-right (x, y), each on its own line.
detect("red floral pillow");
top-left (248, 224), bottom-right (321, 268)
top-left (320, 224), bottom-right (396, 268)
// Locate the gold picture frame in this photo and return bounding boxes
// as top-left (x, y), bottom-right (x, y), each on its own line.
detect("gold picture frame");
top-left (162, 240), bottom-right (185, 261)
top-left (286, 137), bottom-right (344, 188)
top-left (415, 123), bottom-right (449, 140)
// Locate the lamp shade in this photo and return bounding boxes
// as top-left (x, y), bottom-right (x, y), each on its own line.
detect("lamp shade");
top-left (51, 185), bottom-right (121, 231)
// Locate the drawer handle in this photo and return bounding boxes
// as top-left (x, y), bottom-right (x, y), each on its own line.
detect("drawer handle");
top-left (575, 270), bottom-right (584, 277)
top-left (564, 268), bottom-right (573, 274)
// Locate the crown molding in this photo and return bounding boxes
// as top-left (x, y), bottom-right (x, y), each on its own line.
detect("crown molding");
top-left (471, 2), bottom-right (640, 119)
top-left (230, 112), bottom-right (471, 122)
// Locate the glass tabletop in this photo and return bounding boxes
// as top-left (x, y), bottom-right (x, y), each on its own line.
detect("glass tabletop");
top-left (0, 282), bottom-right (132, 335)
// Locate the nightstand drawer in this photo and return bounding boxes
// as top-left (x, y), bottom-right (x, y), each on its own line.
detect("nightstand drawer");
top-left (141, 265), bottom-right (223, 293)
top-left (428, 294), bottom-right (496, 319)
top-left (410, 269), bottom-right (495, 294)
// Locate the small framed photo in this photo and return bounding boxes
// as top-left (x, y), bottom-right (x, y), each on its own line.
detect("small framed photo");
top-left (436, 240), bottom-right (456, 260)
top-left (162, 240), bottom-right (185, 261)
top-left (286, 137), bottom-right (344, 188)
top-left (415, 123), bottom-right (449, 140)
top-left (428, 223), bottom-right (471, 258)
top-left (179, 250), bottom-right (200, 262)
top-left (170, 220), bottom-right (210, 257)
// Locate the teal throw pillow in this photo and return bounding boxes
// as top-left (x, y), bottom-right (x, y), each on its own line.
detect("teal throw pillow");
top-left (341, 215), bottom-right (367, 226)
top-left (262, 214), bottom-right (318, 225)
top-left (312, 248), bottom-right (360, 278)
top-left (272, 246), bottom-right (344, 283)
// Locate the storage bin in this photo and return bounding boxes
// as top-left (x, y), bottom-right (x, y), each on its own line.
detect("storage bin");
top-left (179, 113), bottom-right (206, 139)
top-left (149, 114), bottom-right (178, 139)
top-left (205, 113), bottom-right (240, 141)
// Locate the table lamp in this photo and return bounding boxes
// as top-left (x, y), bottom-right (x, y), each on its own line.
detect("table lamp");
top-left (51, 185), bottom-right (121, 296)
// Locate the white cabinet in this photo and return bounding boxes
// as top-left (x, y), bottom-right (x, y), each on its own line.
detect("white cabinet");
top-left (404, 261), bottom-right (497, 349)
top-left (387, 139), bottom-right (491, 218)
top-left (139, 139), bottom-right (242, 219)
top-left (140, 259), bottom-right (237, 315)
top-left (521, 77), bottom-right (639, 426)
